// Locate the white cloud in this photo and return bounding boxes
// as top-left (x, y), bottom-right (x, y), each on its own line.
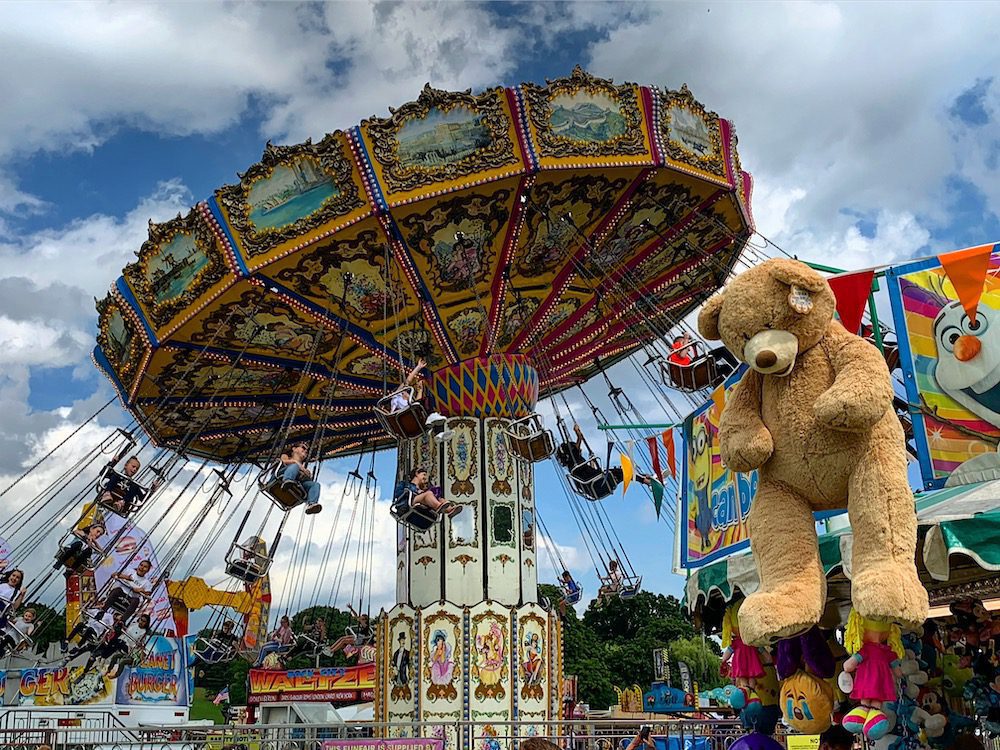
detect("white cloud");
top-left (3, 1), bottom-right (1000, 623)
top-left (0, 179), bottom-right (192, 299)
top-left (585, 1), bottom-right (1000, 261)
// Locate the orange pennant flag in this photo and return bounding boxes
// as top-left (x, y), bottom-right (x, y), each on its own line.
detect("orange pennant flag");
top-left (620, 452), bottom-right (633, 496)
top-left (938, 243), bottom-right (995, 324)
top-left (661, 429), bottom-right (676, 478)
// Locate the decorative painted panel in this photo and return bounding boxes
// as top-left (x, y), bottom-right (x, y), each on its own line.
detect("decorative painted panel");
top-left (122, 204), bottom-right (235, 338)
top-left (359, 84), bottom-right (524, 206)
top-left (444, 418), bottom-right (484, 606)
top-left (384, 605), bottom-right (418, 736)
top-left (655, 85), bottom-right (728, 185)
top-left (214, 134), bottom-right (370, 268)
top-left (468, 602), bottom-right (513, 741)
top-left (95, 291), bottom-right (152, 401)
top-left (405, 433), bottom-right (443, 607)
top-left (518, 458), bottom-right (538, 605)
top-left (485, 419), bottom-right (520, 606)
top-left (420, 602), bottom-right (465, 747)
top-left (520, 67), bottom-right (653, 169)
top-left (516, 604), bottom-right (551, 741)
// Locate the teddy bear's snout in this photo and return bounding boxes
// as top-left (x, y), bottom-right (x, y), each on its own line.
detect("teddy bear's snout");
top-left (756, 350), bottom-right (778, 368)
top-left (744, 330), bottom-right (799, 376)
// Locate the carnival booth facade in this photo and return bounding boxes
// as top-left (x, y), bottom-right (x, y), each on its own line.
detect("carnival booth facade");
top-left (677, 247), bottom-right (1000, 747)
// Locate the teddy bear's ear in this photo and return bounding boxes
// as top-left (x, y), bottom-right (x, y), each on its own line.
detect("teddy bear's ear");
top-left (767, 259), bottom-right (828, 315)
top-left (697, 293), bottom-right (725, 340)
top-left (766, 259), bottom-right (827, 292)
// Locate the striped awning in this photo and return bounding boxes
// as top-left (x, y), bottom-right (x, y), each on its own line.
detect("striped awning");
top-left (684, 480), bottom-right (1000, 613)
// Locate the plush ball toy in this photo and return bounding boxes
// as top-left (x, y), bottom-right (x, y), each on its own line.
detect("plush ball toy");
top-left (780, 669), bottom-right (835, 733)
top-left (730, 732), bottom-right (784, 750)
top-left (697, 259), bottom-right (928, 645)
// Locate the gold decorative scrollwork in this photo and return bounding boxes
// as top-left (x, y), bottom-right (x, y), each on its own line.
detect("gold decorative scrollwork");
top-left (659, 85), bottom-right (725, 176)
top-left (272, 229), bottom-right (409, 323)
top-left (123, 209), bottom-right (229, 329)
top-left (397, 188), bottom-right (510, 294)
top-left (96, 293), bottom-right (146, 390)
top-left (446, 419), bottom-right (479, 496)
top-left (522, 66), bottom-right (646, 159)
top-left (216, 135), bottom-right (364, 258)
top-left (363, 83), bottom-right (518, 194)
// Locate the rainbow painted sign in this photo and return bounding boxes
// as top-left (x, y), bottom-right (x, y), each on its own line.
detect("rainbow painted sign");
top-left (248, 664), bottom-right (375, 705)
top-left (14, 666), bottom-right (112, 706)
top-left (115, 635), bottom-right (190, 705)
top-left (886, 246), bottom-right (1000, 489)
top-left (680, 365), bottom-right (757, 568)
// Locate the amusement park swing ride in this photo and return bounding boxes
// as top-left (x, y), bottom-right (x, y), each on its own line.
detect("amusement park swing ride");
top-left (0, 68), bottom-right (761, 734)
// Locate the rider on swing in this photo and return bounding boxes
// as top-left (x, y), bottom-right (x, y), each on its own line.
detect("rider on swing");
top-left (557, 424), bottom-right (652, 497)
top-left (390, 358), bottom-right (446, 428)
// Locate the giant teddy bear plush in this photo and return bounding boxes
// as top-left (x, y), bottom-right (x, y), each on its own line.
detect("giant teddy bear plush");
top-left (697, 258), bottom-right (928, 646)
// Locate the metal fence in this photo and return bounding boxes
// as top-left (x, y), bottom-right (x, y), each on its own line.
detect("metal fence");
top-left (0, 718), bottom-right (758, 750)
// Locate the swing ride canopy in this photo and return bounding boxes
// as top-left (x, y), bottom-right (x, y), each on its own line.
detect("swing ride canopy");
top-left (93, 67), bottom-right (754, 462)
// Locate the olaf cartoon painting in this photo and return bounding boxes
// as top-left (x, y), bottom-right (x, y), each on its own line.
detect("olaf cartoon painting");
top-left (887, 243), bottom-right (1000, 488)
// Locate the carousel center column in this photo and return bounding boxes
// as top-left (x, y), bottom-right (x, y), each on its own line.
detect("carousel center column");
top-left (376, 354), bottom-right (563, 749)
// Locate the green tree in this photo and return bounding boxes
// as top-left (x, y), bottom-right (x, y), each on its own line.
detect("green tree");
top-left (543, 586), bottom-right (712, 709)
top-left (668, 635), bottom-right (724, 690)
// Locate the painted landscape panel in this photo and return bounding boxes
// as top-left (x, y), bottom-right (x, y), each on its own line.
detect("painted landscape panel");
top-left (247, 157), bottom-right (339, 231)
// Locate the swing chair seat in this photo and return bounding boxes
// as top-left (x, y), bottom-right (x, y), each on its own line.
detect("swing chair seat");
top-left (4, 621), bottom-right (33, 652)
top-left (561, 584), bottom-right (583, 605)
top-left (193, 635), bottom-right (238, 665)
top-left (106, 590), bottom-right (151, 617)
top-left (345, 626), bottom-right (374, 647)
top-left (662, 353), bottom-right (721, 392)
top-left (618, 576), bottom-right (642, 599)
top-left (260, 464), bottom-right (307, 511)
top-left (225, 541), bottom-right (272, 583)
top-left (375, 388), bottom-right (429, 441)
top-left (504, 414), bottom-right (555, 463)
top-left (567, 460), bottom-right (616, 501)
top-left (391, 489), bottom-right (440, 532)
top-left (55, 530), bottom-right (105, 572)
top-left (392, 487), bottom-right (443, 531)
top-left (225, 559), bottom-right (266, 584)
top-left (96, 468), bottom-right (151, 516)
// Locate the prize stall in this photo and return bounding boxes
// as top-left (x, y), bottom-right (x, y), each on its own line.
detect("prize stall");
top-left (676, 246), bottom-right (1000, 748)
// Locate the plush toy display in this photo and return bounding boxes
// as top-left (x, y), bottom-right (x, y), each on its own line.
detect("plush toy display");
top-left (774, 625), bottom-right (837, 733)
top-left (839, 609), bottom-right (905, 740)
top-left (780, 669), bottom-right (836, 734)
top-left (721, 599), bottom-right (766, 708)
top-left (697, 259), bottom-right (928, 645)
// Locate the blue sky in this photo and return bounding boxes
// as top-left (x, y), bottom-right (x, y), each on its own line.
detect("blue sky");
top-left (1, 1), bottom-right (999, 617)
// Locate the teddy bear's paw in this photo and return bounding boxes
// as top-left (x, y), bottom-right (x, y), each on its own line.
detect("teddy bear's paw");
top-left (851, 566), bottom-right (929, 628)
top-left (813, 389), bottom-right (872, 432)
top-left (739, 590), bottom-right (822, 646)
top-left (721, 427), bottom-right (773, 472)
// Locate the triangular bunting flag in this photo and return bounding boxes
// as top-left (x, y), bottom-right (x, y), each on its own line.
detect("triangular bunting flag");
top-left (620, 452), bottom-right (634, 496)
top-left (646, 436), bottom-right (663, 481)
top-left (939, 243), bottom-right (995, 324)
top-left (662, 429), bottom-right (676, 478)
top-left (649, 479), bottom-right (664, 519)
top-left (827, 269), bottom-right (874, 335)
